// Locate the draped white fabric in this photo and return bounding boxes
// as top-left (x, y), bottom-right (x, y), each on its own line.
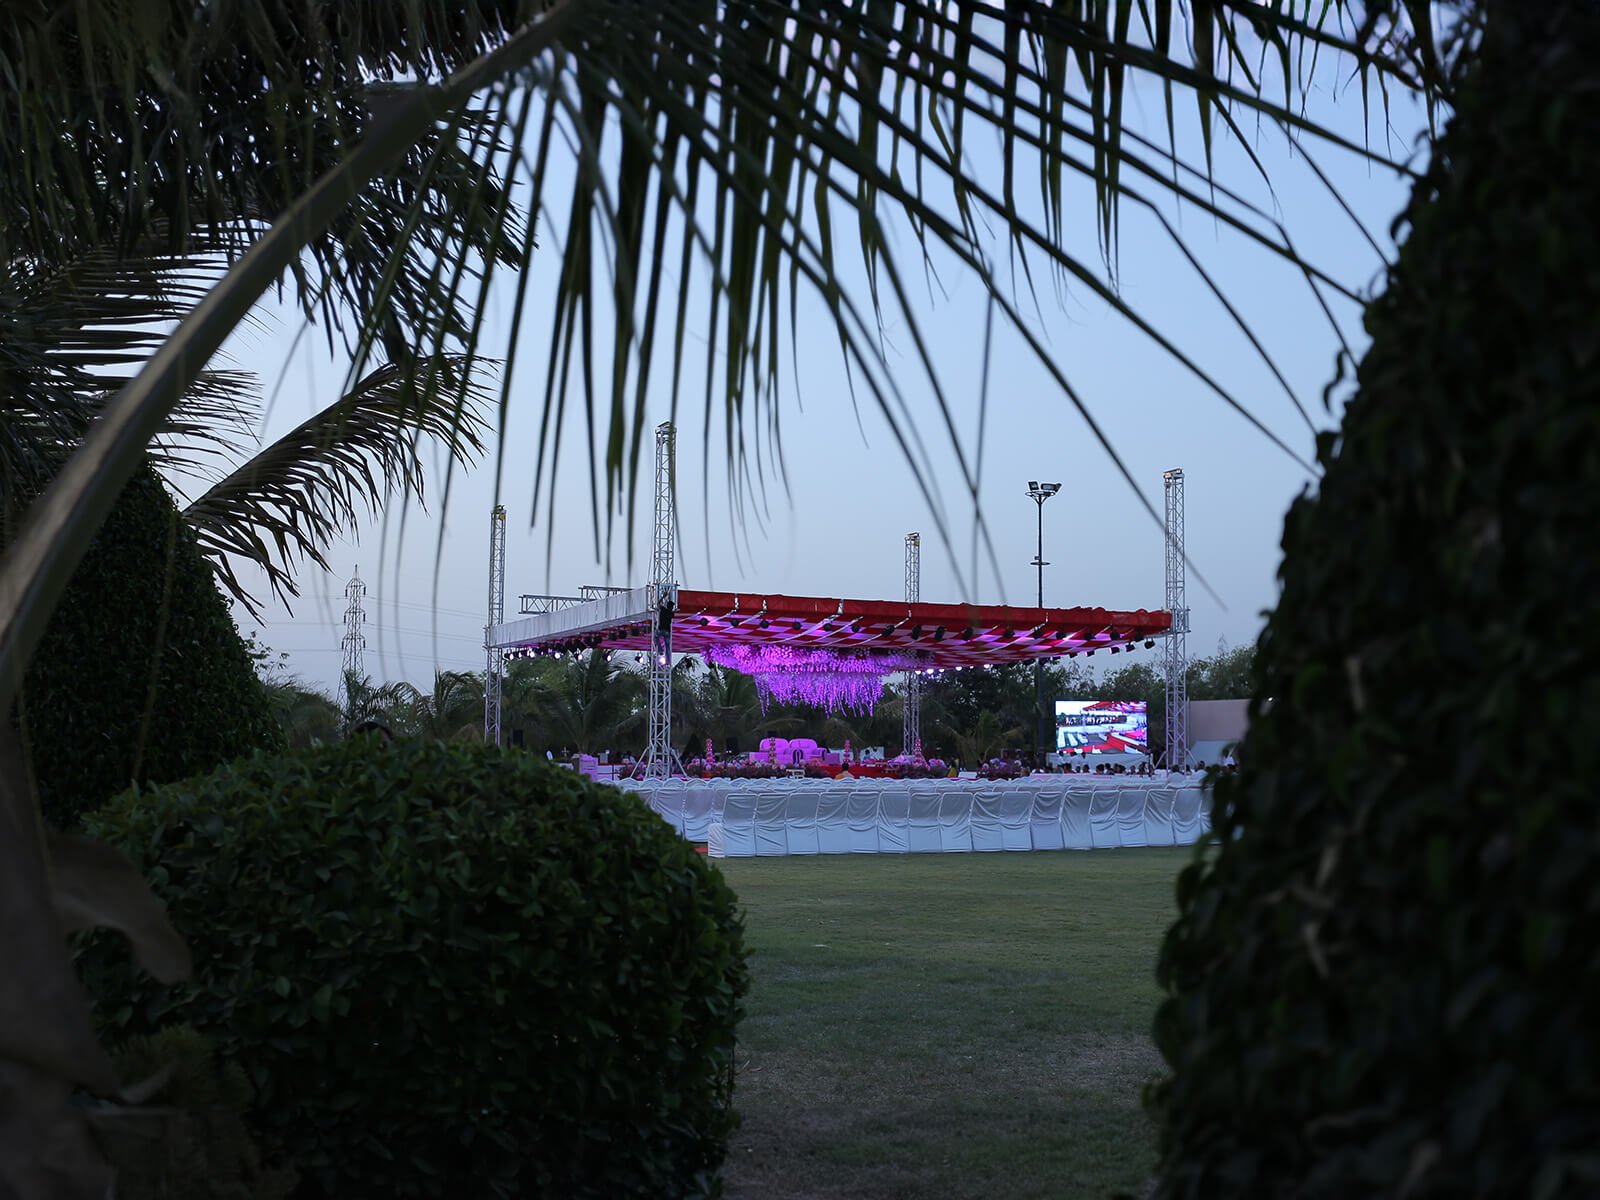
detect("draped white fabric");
top-left (614, 777), bottom-right (1210, 856)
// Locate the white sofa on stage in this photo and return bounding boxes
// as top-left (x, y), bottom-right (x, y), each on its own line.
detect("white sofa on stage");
top-left (612, 776), bottom-right (1210, 857)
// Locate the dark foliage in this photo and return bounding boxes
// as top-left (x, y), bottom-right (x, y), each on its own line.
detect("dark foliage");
top-left (15, 463), bottom-right (280, 829)
top-left (1152, 7), bottom-right (1600, 1196)
top-left (100, 1026), bottom-right (297, 1200)
top-left (1, 0), bottom-right (522, 345)
top-left (78, 740), bottom-right (749, 1199)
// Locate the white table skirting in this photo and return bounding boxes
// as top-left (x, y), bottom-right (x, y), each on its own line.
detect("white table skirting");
top-left (611, 777), bottom-right (1210, 856)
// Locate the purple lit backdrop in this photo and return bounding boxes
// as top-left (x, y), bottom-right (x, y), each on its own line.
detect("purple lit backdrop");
top-left (706, 644), bottom-right (927, 714)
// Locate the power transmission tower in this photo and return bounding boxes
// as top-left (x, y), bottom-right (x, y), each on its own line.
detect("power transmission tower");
top-left (1163, 469), bottom-right (1190, 771)
top-left (339, 567), bottom-right (366, 728)
top-left (902, 532), bottom-right (922, 758)
top-left (633, 422), bottom-right (684, 778)
top-left (484, 504), bottom-right (507, 746)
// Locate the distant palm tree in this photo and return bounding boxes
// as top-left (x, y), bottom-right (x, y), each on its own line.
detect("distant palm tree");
top-left (339, 671), bottom-right (421, 736)
top-left (528, 650), bottom-right (647, 756)
top-left (402, 670), bottom-right (486, 742)
top-left (685, 662), bottom-right (770, 756)
top-left (945, 710), bottom-right (1025, 766)
top-left (263, 678), bottom-right (342, 749)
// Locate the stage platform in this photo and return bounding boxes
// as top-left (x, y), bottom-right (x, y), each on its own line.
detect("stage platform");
top-left (612, 776), bottom-right (1210, 857)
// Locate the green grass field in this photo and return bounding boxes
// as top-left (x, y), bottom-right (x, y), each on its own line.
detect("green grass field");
top-left (714, 849), bottom-right (1191, 1200)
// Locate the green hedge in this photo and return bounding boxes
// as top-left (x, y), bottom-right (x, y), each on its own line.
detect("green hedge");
top-left (15, 463), bottom-right (280, 828)
top-left (78, 740), bottom-right (748, 1199)
top-left (1151, 10), bottom-right (1600, 1198)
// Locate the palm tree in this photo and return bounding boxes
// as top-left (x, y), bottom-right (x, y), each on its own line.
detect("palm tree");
top-left (339, 671), bottom-right (427, 736)
top-left (946, 710), bottom-right (1025, 767)
top-left (401, 670), bottom-right (488, 742)
top-left (687, 662), bottom-right (769, 756)
top-left (263, 678), bottom-right (343, 749)
top-left (528, 649), bottom-right (647, 756)
top-left (0, 2), bottom-right (1500, 1193)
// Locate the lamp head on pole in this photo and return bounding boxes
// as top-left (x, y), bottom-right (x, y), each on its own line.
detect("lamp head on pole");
top-left (1026, 481), bottom-right (1062, 503)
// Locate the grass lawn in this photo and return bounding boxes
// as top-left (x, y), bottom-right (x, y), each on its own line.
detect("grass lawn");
top-left (714, 849), bottom-right (1191, 1200)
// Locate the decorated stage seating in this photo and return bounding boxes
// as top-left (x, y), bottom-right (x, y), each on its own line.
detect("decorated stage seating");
top-left (613, 776), bottom-right (1210, 856)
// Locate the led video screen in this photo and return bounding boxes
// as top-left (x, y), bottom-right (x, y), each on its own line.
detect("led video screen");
top-left (1055, 700), bottom-right (1148, 754)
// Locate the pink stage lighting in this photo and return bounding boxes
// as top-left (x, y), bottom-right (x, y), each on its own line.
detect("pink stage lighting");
top-left (706, 644), bottom-right (924, 714)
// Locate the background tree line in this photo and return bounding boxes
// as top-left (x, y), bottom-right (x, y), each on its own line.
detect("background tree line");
top-left (270, 641), bottom-right (1254, 762)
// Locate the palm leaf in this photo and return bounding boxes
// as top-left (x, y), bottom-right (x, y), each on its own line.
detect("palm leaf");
top-left (476, 1), bottom-right (1459, 581)
top-left (182, 356), bottom-right (491, 614)
top-left (0, 241), bottom-right (249, 497)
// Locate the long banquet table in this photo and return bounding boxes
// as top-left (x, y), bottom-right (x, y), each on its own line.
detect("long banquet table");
top-left (611, 775), bottom-right (1210, 856)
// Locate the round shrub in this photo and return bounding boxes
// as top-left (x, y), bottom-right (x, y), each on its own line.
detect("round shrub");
top-left (14, 462), bottom-right (281, 829)
top-left (77, 740), bottom-right (748, 1199)
top-left (1150, 10), bottom-right (1600, 1198)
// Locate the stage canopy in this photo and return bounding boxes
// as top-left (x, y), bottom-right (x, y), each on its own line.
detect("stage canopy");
top-left (489, 586), bottom-right (1170, 666)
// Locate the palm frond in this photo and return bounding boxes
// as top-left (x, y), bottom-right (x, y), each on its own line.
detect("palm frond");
top-left (0, 0), bottom-right (1464, 713)
top-left (0, 242), bottom-right (239, 497)
top-left (0, 1), bottom-right (532, 346)
top-left (470, 1), bottom-right (1461, 581)
top-left (182, 356), bottom-right (492, 614)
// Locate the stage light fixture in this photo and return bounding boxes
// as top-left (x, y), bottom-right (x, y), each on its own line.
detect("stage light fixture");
top-left (697, 617), bottom-right (708, 626)
top-left (934, 627), bottom-right (945, 641)
top-left (910, 626), bottom-right (923, 640)
top-left (758, 618), bottom-right (769, 629)
top-left (822, 622), bottom-right (837, 632)
top-left (792, 621), bottom-right (803, 632)
top-left (1144, 639), bottom-right (1156, 649)
top-left (850, 621), bottom-right (862, 634)
top-left (1086, 649), bottom-right (1095, 656)
top-left (1111, 646), bottom-right (1120, 654)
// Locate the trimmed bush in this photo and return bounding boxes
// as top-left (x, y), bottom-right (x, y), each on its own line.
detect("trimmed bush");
top-left (77, 740), bottom-right (748, 1199)
top-left (15, 462), bottom-right (280, 829)
top-left (1151, 9), bottom-right (1600, 1198)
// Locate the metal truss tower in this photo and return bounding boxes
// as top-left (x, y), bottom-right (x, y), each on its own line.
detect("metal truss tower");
top-left (484, 505), bottom-right (507, 746)
top-left (633, 422), bottom-right (684, 778)
top-left (339, 567), bottom-right (366, 727)
top-left (902, 532), bottom-right (922, 758)
top-left (1162, 469), bottom-right (1191, 770)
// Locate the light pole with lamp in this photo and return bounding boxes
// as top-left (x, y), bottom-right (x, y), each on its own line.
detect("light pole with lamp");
top-left (1027, 480), bottom-right (1061, 768)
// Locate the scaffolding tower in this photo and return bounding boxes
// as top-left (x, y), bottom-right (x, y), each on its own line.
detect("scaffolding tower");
top-left (902, 532), bottom-right (922, 758)
top-left (632, 422), bottom-right (684, 778)
top-left (484, 505), bottom-right (507, 746)
top-left (1162, 469), bottom-right (1190, 770)
top-left (339, 567), bottom-right (366, 728)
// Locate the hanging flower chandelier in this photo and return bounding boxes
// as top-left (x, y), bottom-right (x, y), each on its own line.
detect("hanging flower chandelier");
top-left (706, 644), bottom-right (925, 714)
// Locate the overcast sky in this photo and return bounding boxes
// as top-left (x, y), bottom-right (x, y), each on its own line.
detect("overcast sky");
top-left (214, 57), bottom-right (1432, 696)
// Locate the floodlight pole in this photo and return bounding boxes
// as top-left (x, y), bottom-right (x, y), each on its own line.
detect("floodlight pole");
top-left (1162, 468), bottom-right (1190, 771)
top-left (1027, 482), bottom-right (1060, 766)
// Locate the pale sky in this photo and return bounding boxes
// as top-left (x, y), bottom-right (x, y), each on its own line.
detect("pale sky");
top-left (214, 58), bottom-right (1432, 696)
